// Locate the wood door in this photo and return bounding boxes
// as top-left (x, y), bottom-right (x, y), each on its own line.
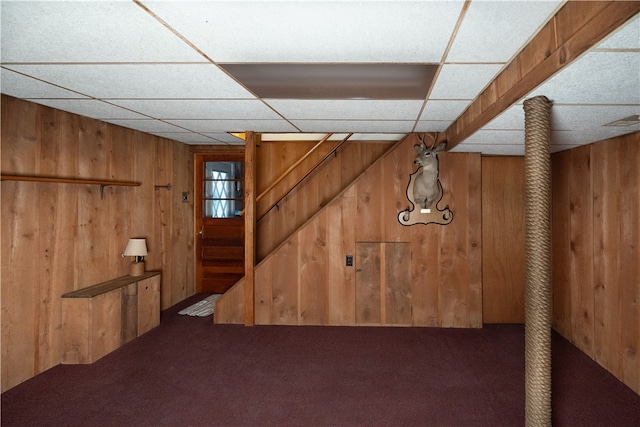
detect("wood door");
top-left (195, 154), bottom-right (245, 294)
top-left (355, 242), bottom-right (411, 325)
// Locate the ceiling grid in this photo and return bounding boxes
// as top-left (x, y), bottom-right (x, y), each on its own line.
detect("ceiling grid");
top-left (0, 1), bottom-right (638, 152)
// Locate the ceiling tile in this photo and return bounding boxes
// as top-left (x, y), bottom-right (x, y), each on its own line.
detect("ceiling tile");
top-left (451, 144), bottom-right (524, 156)
top-left (265, 100), bottom-right (424, 120)
top-left (429, 64), bottom-right (504, 99)
top-left (551, 129), bottom-right (640, 146)
top-left (529, 52), bottom-right (640, 105)
top-left (484, 104), bottom-right (525, 129)
top-left (3, 64), bottom-right (256, 99)
top-left (1, 68), bottom-right (88, 99)
top-left (202, 133), bottom-right (247, 144)
top-left (458, 129), bottom-right (525, 146)
top-left (291, 120), bottom-right (415, 133)
top-left (142, 1), bottom-right (465, 62)
top-left (414, 121), bottom-right (451, 133)
top-left (108, 99), bottom-right (281, 120)
top-left (596, 14), bottom-right (640, 49)
top-left (446, 0), bottom-right (563, 62)
top-left (0, 1), bottom-right (204, 63)
top-left (23, 99), bottom-right (147, 120)
top-left (167, 119), bottom-right (298, 133)
top-left (103, 119), bottom-right (186, 134)
top-left (347, 133), bottom-right (406, 142)
top-left (550, 105), bottom-right (640, 131)
top-left (148, 132), bottom-right (218, 144)
top-left (419, 99), bottom-right (472, 121)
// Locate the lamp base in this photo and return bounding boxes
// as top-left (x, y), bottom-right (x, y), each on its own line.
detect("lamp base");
top-left (129, 261), bottom-right (145, 277)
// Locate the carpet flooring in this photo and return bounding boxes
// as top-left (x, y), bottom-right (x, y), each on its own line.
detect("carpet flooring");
top-left (2, 294), bottom-right (639, 426)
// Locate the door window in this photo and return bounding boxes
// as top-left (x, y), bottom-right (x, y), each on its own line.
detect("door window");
top-left (203, 161), bottom-right (243, 218)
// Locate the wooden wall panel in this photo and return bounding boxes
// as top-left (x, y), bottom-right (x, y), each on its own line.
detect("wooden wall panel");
top-left (217, 134), bottom-right (482, 329)
top-left (482, 157), bottom-right (525, 323)
top-left (552, 132), bottom-right (640, 394)
top-left (569, 145), bottom-right (595, 354)
top-left (1, 95), bottom-right (194, 391)
top-left (552, 151), bottom-right (572, 337)
top-left (255, 140), bottom-right (392, 259)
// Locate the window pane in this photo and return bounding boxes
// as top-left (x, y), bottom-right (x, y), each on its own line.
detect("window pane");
top-left (203, 161), bottom-right (243, 218)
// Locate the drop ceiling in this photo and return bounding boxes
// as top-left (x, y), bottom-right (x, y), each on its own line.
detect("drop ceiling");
top-left (1, 1), bottom-right (638, 154)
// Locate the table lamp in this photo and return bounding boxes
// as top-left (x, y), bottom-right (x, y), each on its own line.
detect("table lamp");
top-left (122, 238), bottom-right (148, 276)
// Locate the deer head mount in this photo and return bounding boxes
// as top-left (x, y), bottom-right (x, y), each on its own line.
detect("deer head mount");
top-left (398, 134), bottom-right (453, 226)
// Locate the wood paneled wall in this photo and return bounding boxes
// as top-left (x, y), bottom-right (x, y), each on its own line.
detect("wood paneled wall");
top-left (551, 132), bottom-right (640, 394)
top-left (1, 95), bottom-right (194, 391)
top-left (217, 134), bottom-right (483, 327)
top-left (482, 157), bottom-right (526, 323)
top-left (256, 139), bottom-right (392, 260)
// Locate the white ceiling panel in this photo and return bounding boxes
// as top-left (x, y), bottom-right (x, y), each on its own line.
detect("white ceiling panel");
top-left (451, 144), bottom-right (525, 156)
top-left (550, 105), bottom-right (640, 131)
top-left (143, 1), bottom-right (465, 63)
top-left (429, 64), bottom-right (504, 99)
top-left (3, 64), bottom-right (256, 99)
top-left (148, 132), bottom-right (218, 144)
top-left (265, 100), bottom-right (424, 120)
top-left (292, 120), bottom-right (415, 133)
top-left (419, 100), bottom-right (472, 121)
top-left (103, 119), bottom-right (187, 134)
top-left (167, 119), bottom-right (298, 133)
top-left (458, 129), bottom-right (525, 146)
top-left (529, 52), bottom-right (640, 105)
top-left (596, 14), bottom-right (640, 49)
top-left (202, 133), bottom-right (247, 144)
top-left (414, 121), bottom-right (451, 133)
top-left (24, 99), bottom-right (148, 121)
top-left (347, 133), bottom-right (406, 141)
top-left (109, 99), bottom-right (282, 120)
top-left (484, 104), bottom-right (525, 129)
top-left (446, 0), bottom-right (563, 63)
top-left (0, 68), bottom-right (88, 99)
top-left (551, 128), bottom-right (640, 146)
top-left (0, 1), bottom-right (204, 63)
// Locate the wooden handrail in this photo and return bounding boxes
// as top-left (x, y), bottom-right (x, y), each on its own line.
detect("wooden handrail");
top-left (258, 133), bottom-right (353, 222)
top-left (1, 174), bottom-right (141, 199)
top-left (255, 133), bottom-right (333, 203)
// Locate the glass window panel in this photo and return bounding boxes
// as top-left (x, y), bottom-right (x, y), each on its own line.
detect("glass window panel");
top-left (203, 161), bottom-right (243, 218)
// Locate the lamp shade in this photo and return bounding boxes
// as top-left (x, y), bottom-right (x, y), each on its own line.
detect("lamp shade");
top-left (122, 238), bottom-right (148, 257)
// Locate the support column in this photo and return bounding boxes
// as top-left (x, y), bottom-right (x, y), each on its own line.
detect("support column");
top-left (523, 95), bottom-right (552, 427)
top-left (244, 131), bottom-right (258, 326)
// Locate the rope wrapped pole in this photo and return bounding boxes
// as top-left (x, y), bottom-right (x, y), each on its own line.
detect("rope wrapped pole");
top-left (523, 95), bottom-right (552, 427)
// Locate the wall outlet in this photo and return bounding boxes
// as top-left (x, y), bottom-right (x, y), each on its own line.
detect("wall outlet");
top-left (182, 192), bottom-right (189, 202)
top-left (346, 255), bottom-right (353, 266)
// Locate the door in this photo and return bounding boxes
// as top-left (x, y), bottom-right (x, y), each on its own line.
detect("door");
top-left (195, 154), bottom-right (245, 294)
top-left (355, 242), bottom-right (412, 325)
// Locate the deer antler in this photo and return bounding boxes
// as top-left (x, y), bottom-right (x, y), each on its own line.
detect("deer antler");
top-left (417, 133), bottom-right (437, 149)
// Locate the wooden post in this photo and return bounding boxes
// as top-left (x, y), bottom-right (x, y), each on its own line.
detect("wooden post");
top-left (244, 132), bottom-right (258, 326)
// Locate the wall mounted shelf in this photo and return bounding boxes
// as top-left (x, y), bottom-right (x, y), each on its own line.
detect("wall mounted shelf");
top-left (0, 174), bottom-right (141, 199)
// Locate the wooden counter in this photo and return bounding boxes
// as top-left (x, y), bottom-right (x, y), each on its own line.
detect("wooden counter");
top-left (61, 272), bottom-right (161, 364)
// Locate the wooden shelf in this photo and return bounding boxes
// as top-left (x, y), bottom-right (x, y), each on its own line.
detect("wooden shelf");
top-left (1, 174), bottom-right (140, 198)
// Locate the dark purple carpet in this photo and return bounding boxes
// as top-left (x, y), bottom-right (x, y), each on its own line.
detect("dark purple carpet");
top-left (2, 294), bottom-right (639, 426)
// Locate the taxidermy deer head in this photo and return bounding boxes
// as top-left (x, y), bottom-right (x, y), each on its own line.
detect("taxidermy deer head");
top-left (412, 134), bottom-right (446, 210)
top-left (398, 133), bottom-right (453, 226)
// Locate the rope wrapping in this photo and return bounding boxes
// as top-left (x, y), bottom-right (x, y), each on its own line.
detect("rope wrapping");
top-left (523, 95), bottom-right (553, 427)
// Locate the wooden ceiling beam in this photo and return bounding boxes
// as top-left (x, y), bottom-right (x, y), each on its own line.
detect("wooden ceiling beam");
top-left (443, 1), bottom-right (640, 151)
